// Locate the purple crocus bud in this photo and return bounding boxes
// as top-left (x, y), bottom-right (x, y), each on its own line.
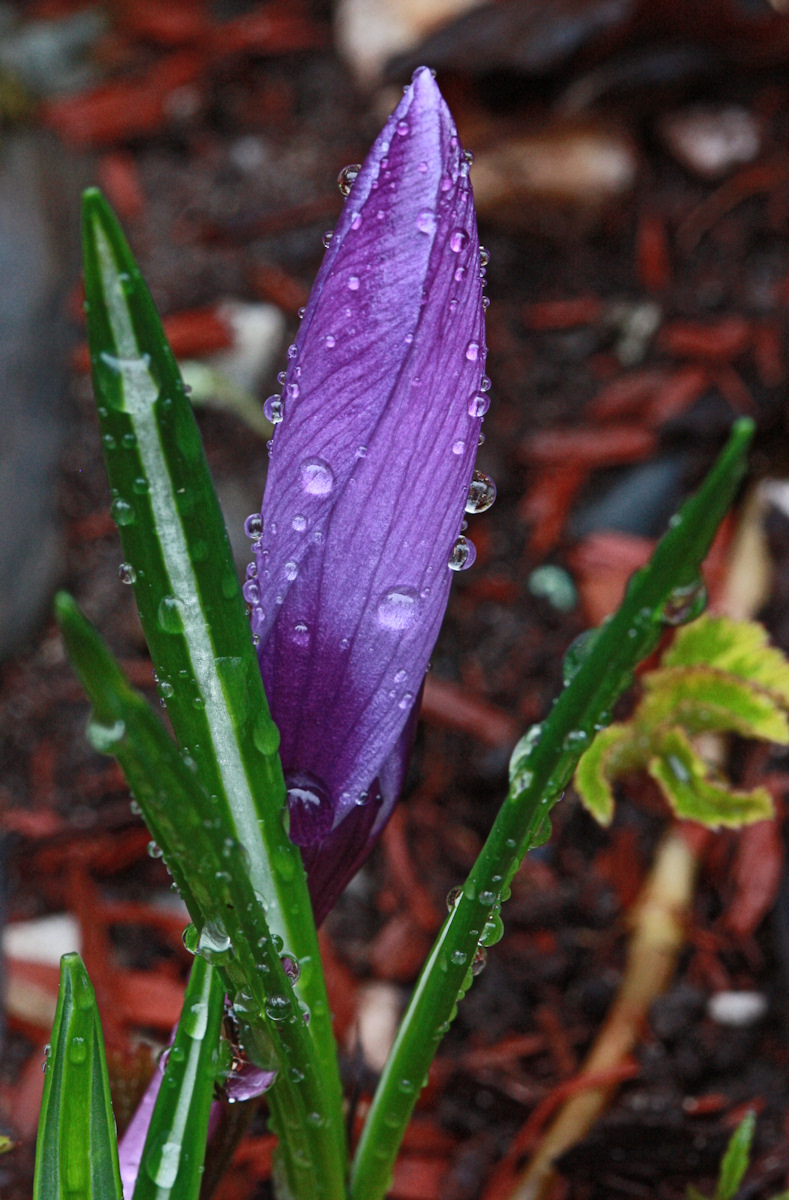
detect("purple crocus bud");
top-left (247, 67), bottom-right (490, 923)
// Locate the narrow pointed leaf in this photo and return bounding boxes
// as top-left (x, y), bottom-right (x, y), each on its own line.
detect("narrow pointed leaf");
top-left (649, 728), bottom-right (773, 826)
top-left (55, 592), bottom-right (346, 1200)
top-left (351, 420), bottom-right (754, 1200)
top-left (33, 954), bottom-right (123, 1200)
top-left (80, 191), bottom-right (344, 1157)
top-left (131, 958), bottom-right (224, 1200)
top-left (641, 667), bottom-right (789, 743)
top-left (663, 615), bottom-right (789, 705)
top-left (715, 1111), bottom-right (755, 1200)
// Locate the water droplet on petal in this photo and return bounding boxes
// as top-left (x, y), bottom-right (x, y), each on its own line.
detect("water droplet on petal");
top-left (337, 163), bottom-right (361, 196)
top-left (464, 149), bottom-right (476, 165)
top-left (285, 771), bottom-right (334, 845)
top-left (466, 469), bottom-right (497, 513)
top-left (465, 341), bottom-right (479, 362)
top-left (292, 621), bottom-right (309, 647)
top-left (396, 120), bottom-right (409, 137)
top-left (263, 394), bottom-right (283, 424)
top-left (450, 228), bottom-right (469, 253)
top-left (284, 560), bottom-right (299, 582)
top-left (118, 562), bottom-right (136, 585)
top-left (479, 246), bottom-right (490, 266)
top-left (299, 458), bottom-right (334, 496)
top-left (377, 586), bottom-right (420, 630)
top-left (324, 334), bottom-right (336, 348)
top-left (244, 513), bottom-right (263, 540)
top-left (479, 375), bottom-right (491, 392)
top-left (417, 210), bottom-right (436, 235)
top-left (468, 392), bottom-right (490, 418)
top-left (322, 230), bottom-right (333, 248)
top-left (452, 440), bottom-right (465, 455)
top-left (448, 535), bottom-right (476, 571)
top-left (243, 579), bottom-right (261, 605)
top-left (348, 275), bottom-right (360, 291)
top-left (292, 514), bottom-right (307, 532)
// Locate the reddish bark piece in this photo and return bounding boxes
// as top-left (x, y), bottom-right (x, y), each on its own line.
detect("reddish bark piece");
top-left (522, 296), bottom-right (604, 330)
top-left (521, 425), bottom-right (656, 466)
top-left (710, 363), bottom-right (756, 413)
top-left (481, 1062), bottom-right (640, 1200)
top-left (636, 211), bottom-right (671, 293)
top-left (249, 262), bottom-right (310, 317)
top-left (656, 316), bottom-right (751, 360)
top-left (400, 1120), bottom-right (457, 1155)
top-left (8, 1037), bottom-right (51, 1140)
top-left (368, 913), bottom-right (433, 982)
top-left (42, 50), bottom-right (206, 147)
top-left (96, 152), bottom-right (146, 222)
top-left (519, 462), bottom-right (587, 557)
top-left (390, 1154), bottom-right (448, 1200)
top-left (567, 531), bottom-right (654, 625)
top-left (724, 817), bottom-right (784, 938)
top-left (460, 1033), bottom-right (547, 1072)
top-left (593, 825), bottom-right (643, 909)
top-left (208, 6), bottom-right (327, 56)
top-left (678, 155), bottom-right (789, 251)
top-left (118, 0), bottom-right (210, 45)
top-left (382, 808), bottom-right (444, 934)
top-left (232, 1134), bottom-right (277, 1174)
top-left (683, 1092), bottom-right (732, 1116)
top-left (316, 928), bottom-right (358, 1043)
top-left (588, 369), bottom-right (670, 421)
top-left (753, 320), bottom-right (785, 387)
top-left (421, 676), bottom-right (519, 749)
top-left (644, 365), bottom-right (709, 424)
top-left (116, 969), bottom-right (188, 1031)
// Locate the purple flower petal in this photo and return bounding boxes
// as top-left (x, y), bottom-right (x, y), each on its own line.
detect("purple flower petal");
top-left (250, 67), bottom-right (487, 911)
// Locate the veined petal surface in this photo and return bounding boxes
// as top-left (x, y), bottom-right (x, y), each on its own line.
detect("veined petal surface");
top-left (251, 68), bottom-right (487, 854)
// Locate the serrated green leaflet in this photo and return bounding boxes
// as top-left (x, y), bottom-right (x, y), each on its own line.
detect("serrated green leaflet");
top-left (80, 190), bottom-right (344, 1181)
top-left (33, 954), bottom-right (123, 1200)
top-left (55, 593), bottom-right (347, 1200)
top-left (648, 728), bottom-right (773, 826)
top-left (664, 614), bottom-right (789, 704)
top-left (132, 958), bottom-right (224, 1200)
top-left (641, 667), bottom-right (789, 742)
top-left (350, 421), bottom-right (754, 1200)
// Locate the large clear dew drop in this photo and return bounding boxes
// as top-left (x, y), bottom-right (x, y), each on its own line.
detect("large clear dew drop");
top-left (466, 469), bottom-right (496, 513)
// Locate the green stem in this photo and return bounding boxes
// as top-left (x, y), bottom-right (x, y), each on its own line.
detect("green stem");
top-left (350, 420), bottom-right (753, 1200)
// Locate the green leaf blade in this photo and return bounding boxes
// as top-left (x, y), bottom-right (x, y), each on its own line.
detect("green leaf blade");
top-left (351, 421), bottom-right (754, 1200)
top-left (33, 954), bottom-right (123, 1200)
top-left (80, 190), bottom-right (344, 1165)
top-left (55, 594), bottom-right (347, 1200)
top-left (131, 958), bottom-right (225, 1200)
top-left (715, 1111), bottom-right (756, 1200)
